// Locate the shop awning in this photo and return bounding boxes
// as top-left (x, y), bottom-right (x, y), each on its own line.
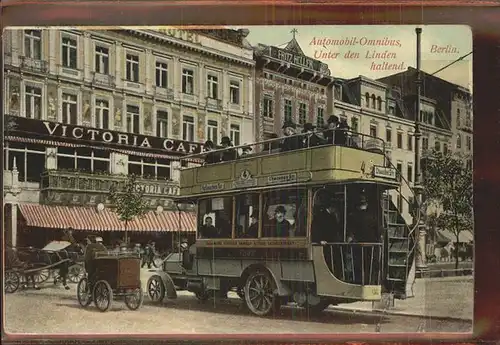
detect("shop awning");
top-left (18, 204), bottom-right (196, 232)
top-left (436, 229), bottom-right (473, 243)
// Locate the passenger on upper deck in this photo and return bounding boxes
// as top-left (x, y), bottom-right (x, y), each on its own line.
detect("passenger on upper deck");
top-left (311, 198), bottom-right (343, 244)
top-left (264, 133), bottom-right (280, 152)
top-left (220, 136), bottom-right (239, 162)
top-left (199, 216), bottom-right (218, 238)
top-left (336, 119), bottom-right (350, 146)
top-left (323, 115), bottom-right (339, 144)
top-left (280, 121), bottom-right (303, 152)
top-left (265, 205), bottom-right (292, 238)
top-left (240, 144), bottom-right (253, 157)
top-left (302, 123), bottom-right (326, 148)
top-left (203, 140), bottom-right (219, 165)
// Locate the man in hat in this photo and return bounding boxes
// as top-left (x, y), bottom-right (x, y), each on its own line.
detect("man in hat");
top-left (324, 115), bottom-right (340, 144)
top-left (247, 211), bottom-right (259, 238)
top-left (203, 140), bottom-right (219, 164)
top-left (84, 236), bottom-right (107, 288)
top-left (280, 121), bottom-right (302, 152)
top-left (311, 198), bottom-right (343, 244)
top-left (267, 205), bottom-right (292, 238)
top-left (220, 136), bottom-right (238, 162)
top-left (302, 122), bottom-right (325, 148)
top-left (335, 118), bottom-right (350, 146)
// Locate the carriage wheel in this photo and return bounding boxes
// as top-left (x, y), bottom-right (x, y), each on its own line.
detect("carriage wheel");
top-left (124, 287), bottom-right (144, 310)
top-left (93, 280), bottom-right (113, 312)
top-left (68, 264), bottom-right (86, 284)
top-left (77, 277), bottom-right (92, 307)
top-left (147, 275), bottom-right (165, 303)
top-left (5, 271), bottom-right (20, 294)
top-left (33, 269), bottom-right (50, 284)
top-left (244, 270), bottom-right (281, 317)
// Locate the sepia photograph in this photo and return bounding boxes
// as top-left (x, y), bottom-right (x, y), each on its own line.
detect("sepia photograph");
top-left (3, 25), bottom-right (473, 335)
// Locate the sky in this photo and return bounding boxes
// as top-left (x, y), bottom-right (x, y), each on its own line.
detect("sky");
top-left (230, 25), bottom-right (472, 90)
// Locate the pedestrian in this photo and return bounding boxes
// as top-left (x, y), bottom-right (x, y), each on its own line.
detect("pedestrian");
top-left (280, 121), bottom-right (302, 152)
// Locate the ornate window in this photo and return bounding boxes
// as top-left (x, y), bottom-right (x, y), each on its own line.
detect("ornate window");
top-left (24, 30), bottom-right (42, 60)
top-left (57, 147), bottom-right (110, 174)
top-left (4, 142), bottom-right (45, 182)
top-left (125, 54), bottom-right (139, 82)
top-left (128, 156), bottom-right (171, 180)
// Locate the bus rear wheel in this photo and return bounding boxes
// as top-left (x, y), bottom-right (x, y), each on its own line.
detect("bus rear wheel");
top-left (244, 270), bottom-right (281, 317)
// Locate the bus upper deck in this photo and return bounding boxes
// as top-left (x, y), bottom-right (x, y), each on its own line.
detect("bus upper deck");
top-left (178, 129), bottom-right (400, 199)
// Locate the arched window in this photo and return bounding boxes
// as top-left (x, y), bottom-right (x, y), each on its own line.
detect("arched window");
top-left (371, 94), bottom-right (376, 109)
top-left (456, 134), bottom-right (462, 149)
top-left (365, 93), bottom-right (370, 108)
top-left (377, 97), bottom-right (382, 111)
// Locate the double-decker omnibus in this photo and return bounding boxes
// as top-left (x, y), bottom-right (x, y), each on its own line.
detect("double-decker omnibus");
top-left (146, 130), bottom-right (418, 317)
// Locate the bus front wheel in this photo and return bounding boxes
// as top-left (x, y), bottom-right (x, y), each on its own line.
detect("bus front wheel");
top-left (244, 270), bottom-right (281, 317)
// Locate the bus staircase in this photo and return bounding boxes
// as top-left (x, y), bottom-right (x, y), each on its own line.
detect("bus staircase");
top-left (382, 161), bottom-right (420, 301)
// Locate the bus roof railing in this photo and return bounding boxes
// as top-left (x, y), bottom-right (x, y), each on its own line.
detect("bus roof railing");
top-left (180, 128), bottom-right (387, 166)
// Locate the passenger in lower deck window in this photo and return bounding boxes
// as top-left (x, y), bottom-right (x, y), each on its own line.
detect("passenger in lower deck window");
top-left (247, 211), bottom-right (259, 238)
top-left (267, 205), bottom-right (291, 238)
top-left (199, 216), bottom-right (217, 238)
top-left (311, 198), bottom-right (343, 244)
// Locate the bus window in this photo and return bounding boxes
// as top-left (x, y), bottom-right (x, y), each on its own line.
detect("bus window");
top-left (235, 193), bottom-right (259, 239)
top-left (198, 197), bottom-right (233, 239)
top-left (262, 189), bottom-right (307, 238)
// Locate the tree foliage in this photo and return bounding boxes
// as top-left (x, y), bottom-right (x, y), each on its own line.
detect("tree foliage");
top-left (109, 174), bottom-right (149, 241)
top-left (421, 150), bottom-right (473, 268)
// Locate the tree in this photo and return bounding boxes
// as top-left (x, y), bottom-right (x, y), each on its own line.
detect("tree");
top-left (421, 150), bottom-right (473, 269)
top-left (109, 174), bottom-right (149, 244)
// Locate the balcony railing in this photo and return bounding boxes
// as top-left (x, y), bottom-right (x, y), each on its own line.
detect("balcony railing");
top-left (154, 86), bottom-right (175, 100)
top-left (40, 170), bottom-right (180, 197)
top-left (20, 56), bottom-right (49, 73)
top-left (205, 98), bottom-right (223, 110)
top-left (92, 72), bottom-right (115, 87)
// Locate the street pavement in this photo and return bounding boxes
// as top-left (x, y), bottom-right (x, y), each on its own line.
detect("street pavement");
top-left (4, 268), bottom-right (473, 334)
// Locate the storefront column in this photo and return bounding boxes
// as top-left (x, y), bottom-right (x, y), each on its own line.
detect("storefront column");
top-left (10, 203), bottom-right (18, 248)
top-left (171, 161), bottom-right (181, 183)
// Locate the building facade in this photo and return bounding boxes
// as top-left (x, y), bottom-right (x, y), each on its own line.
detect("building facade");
top-left (253, 36), bottom-right (334, 142)
top-left (3, 27), bottom-right (255, 247)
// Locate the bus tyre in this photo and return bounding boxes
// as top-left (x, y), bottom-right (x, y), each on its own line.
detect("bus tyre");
top-left (244, 270), bottom-right (281, 317)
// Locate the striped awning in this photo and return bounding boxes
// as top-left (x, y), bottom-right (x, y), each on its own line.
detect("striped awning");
top-left (18, 204), bottom-right (196, 232)
top-left (5, 136), bottom-right (203, 164)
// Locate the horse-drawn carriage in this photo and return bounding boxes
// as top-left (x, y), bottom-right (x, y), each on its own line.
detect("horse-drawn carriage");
top-left (76, 251), bottom-right (143, 312)
top-left (4, 241), bottom-right (86, 293)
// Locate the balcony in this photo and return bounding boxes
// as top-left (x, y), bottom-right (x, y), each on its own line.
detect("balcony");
top-left (154, 86), bottom-right (175, 100)
top-left (92, 72), bottom-right (115, 87)
top-left (58, 65), bottom-right (83, 79)
top-left (205, 98), bottom-right (223, 111)
top-left (19, 56), bottom-right (49, 73)
top-left (40, 170), bottom-right (180, 208)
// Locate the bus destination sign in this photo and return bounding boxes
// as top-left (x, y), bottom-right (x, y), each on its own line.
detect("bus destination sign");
top-left (372, 166), bottom-right (397, 180)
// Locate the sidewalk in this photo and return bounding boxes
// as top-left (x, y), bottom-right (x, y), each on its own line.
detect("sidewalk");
top-left (334, 276), bottom-right (473, 321)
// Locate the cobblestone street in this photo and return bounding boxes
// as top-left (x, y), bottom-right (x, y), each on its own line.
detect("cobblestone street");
top-left (4, 269), bottom-right (473, 334)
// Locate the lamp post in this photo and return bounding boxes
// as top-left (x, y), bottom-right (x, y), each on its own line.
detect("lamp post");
top-left (414, 27), bottom-right (428, 270)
